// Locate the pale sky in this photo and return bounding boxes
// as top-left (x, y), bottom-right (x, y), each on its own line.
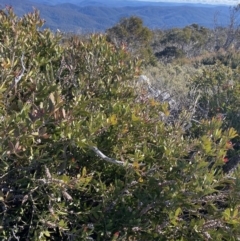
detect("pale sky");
top-left (137, 0), bottom-right (239, 5)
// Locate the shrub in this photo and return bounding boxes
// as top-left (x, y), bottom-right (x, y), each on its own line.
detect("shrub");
top-left (190, 61), bottom-right (240, 133)
top-left (1, 8), bottom-right (240, 241)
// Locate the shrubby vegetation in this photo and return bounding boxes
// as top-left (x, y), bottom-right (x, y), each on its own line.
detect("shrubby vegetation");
top-left (1, 7), bottom-right (240, 241)
top-left (106, 16), bottom-right (156, 66)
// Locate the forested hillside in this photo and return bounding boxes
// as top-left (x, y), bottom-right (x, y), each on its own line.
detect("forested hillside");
top-left (0, 0), bottom-right (233, 31)
top-left (2, 6), bottom-right (240, 241)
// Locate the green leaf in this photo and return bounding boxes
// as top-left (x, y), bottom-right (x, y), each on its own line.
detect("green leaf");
top-left (175, 207), bottom-right (182, 217)
top-left (61, 175), bottom-right (70, 183)
top-left (132, 113), bottom-right (140, 122)
top-left (58, 220), bottom-right (67, 228)
top-left (223, 208), bottom-right (231, 220)
top-left (43, 230), bottom-right (50, 237)
top-left (200, 135), bottom-right (212, 154)
top-left (233, 208), bottom-right (238, 218)
top-left (82, 167), bottom-right (87, 177)
top-left (227, 127), bottom-right (238, 139)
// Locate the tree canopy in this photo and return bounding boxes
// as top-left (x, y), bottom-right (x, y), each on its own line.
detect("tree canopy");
top-left (106, 16), bottom-right (156, 65)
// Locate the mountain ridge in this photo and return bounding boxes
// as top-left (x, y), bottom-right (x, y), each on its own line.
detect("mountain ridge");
top-left (0, 0), bottom-right (234, 32)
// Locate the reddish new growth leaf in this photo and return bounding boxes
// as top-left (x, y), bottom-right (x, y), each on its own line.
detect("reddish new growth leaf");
top-left (223, 156), bottom-right (229, 163)
top-left (112, 231), bottom-right (120, 241)
top-left (225, 141), bottom-right (234, 150)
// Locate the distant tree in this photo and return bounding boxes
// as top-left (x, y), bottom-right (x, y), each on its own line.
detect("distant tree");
top-left (223, 5), bottom-right (240, 50)
top-left (106, 16), bottom-right (156, 65)
top-left (158, 25), bottom-right (210, 59)
top-left (155, 46), bottom-right (185, 62)
top-left (214, 4), bottom-right (240, 51)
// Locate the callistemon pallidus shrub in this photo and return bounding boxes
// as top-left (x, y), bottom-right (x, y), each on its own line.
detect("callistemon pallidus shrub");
top-left (1, 7), bottom-right (240, 241)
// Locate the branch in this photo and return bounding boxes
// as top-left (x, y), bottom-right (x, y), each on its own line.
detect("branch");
top-left (14, 54), bottom-right (25, 85)
top-left (90, 146), bottom-right (132, 167)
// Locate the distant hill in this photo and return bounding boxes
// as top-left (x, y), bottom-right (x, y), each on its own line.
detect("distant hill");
top-left (30, 0), bottom-right (221, 7)
top-left (0, 0), bottom-right (235, 32)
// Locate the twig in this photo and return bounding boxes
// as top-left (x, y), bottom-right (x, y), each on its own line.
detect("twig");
top-left (0, 172), bottom-right (9, 180)
top-left (11, 230), bottom-right (20, 241)
top-left (14, 54), bottom-right (25, 85)
top-left (90, 146), bottom-right (130, 166)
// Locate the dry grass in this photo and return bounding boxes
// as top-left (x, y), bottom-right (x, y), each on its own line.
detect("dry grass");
top-left (142, 62), bottom-right (201, 102)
